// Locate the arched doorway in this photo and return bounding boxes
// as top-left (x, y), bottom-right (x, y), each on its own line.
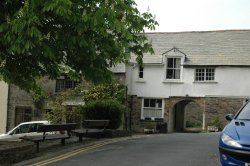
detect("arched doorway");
top-left (168, 99), bottom-right (204, 132)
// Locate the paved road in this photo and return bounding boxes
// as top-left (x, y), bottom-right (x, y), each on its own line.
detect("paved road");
top-left (47, 132), bottom-right (221, 166)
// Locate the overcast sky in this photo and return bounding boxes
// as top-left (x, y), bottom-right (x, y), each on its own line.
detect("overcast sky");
top-left (135, 0), bottom-right (250, 32)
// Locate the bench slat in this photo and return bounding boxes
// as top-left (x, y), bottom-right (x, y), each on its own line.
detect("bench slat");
top-left (37, 123), bottom-right (77, 132)
top-left (21, 123), bottom-right (78, 152)
top-left (72, 120), bottom-right (110, 142)
top-left (84, 120), bottom-right (109, 128)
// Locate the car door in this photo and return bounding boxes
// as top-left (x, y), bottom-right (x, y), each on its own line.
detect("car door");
top-left (9, 123), bottom-right (44, 140)
top-left (8, 124), bottom-right (30, 140)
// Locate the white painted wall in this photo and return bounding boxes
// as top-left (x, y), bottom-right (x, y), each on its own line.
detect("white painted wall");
top-left (126, 65), bottom-right (250, 98)
top-left (0, 81), bottom-right (8, 133)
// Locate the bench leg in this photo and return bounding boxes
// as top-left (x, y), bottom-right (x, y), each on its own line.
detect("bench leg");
top-left (36, 142), bottom-right (40, 153)
top-left (61, 139), bottom-right (65, 146)
top-left (79, 135), bottom-right (83, 142)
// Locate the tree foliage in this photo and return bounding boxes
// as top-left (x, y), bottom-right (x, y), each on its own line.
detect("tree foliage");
top-left (82, 82), bottom-right (126, 103)
top-left (0, 0), bottom-right (157, 94)
top-left (45, 86), bottom-right (83, 124)
top-left (46, 82), bottom-right (126, 124)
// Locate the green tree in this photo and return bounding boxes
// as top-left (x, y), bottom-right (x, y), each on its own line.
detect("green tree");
top-left (45, 86), bottom-right (83, 124)
top-left (46, 82), bottom-right (126, 123)
top-left (0, 0), bottom-right (157, 95)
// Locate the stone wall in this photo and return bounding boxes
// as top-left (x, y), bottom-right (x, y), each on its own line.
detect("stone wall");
top-left (0, 141), bottom-right (36, 165)
top-left (7, 77), bottom-right (56, 131)
top-left (128, 96), bottom-right (142, 132)
top-left (185, 102), bottom-right (203, 127)
top-left (7, 85), bottom-right (35, 131)
top-left (205, 97), bottom-right (244, 130)
top-left (129, 95), bottom-right (245, 132)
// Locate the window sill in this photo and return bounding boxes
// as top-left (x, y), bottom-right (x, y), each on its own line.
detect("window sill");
top-left (136, 79), bottom-right (146, 83)
top-left (193, 81), bottom-right (218, 84)
top-left (141, 117), bottom-right (164, 122)
top-left (162, 80), bottom-right (184, 84)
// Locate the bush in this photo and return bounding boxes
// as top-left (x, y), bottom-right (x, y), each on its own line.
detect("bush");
top-left (186, 120), bottom-right (202, 128)
top-left (208, 116), bottom-right (223, 131)
top-left (80, 99), bottom-right (126, 129)
top-left (82, 82), bottom-right (126, 103)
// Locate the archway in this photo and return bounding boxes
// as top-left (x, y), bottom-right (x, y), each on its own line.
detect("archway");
top-left (168, 99), bottom-right (204, 132)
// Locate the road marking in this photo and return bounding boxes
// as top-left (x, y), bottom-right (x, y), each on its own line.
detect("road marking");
top-left (30, 136), bottom-right (143, 166)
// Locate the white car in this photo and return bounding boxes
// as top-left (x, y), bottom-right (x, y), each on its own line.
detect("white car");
top-left (0, 121), bottom-right (49, 141)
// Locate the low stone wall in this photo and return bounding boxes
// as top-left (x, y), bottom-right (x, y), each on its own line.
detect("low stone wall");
top-left (0, 131), bottom-right (132, 165)
top-left (0, 141), bottom-right (36, 166)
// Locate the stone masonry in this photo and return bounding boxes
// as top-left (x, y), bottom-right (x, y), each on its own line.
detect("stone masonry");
top-left (129, 95), bottom-right (245, 132)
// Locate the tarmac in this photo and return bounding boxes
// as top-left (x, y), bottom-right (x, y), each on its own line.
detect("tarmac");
top-left (13, 135), bottom-right (145, 166)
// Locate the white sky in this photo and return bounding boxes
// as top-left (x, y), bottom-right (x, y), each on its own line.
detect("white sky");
top-left (135, 0), bottom-right (250, 32)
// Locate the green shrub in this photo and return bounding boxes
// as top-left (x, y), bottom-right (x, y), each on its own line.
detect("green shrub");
top-left (82, 82), bottom-right (126, 103)
top-left (81, 99), bottom-right (126, 129)
top-left (208, 116), bottom-right (223, 131)
top-left (186, 120), bottom-right (202, 128)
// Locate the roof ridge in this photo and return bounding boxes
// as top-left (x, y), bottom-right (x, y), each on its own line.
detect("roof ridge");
top-left (144, 29), bottom-right (250, 34)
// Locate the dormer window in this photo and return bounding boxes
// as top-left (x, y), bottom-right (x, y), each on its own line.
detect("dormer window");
top-left (166, 57), bottom-right (181, 79)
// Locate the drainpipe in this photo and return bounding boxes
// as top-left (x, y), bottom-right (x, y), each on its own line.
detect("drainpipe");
top-left (202, 99), bottom-right (206, 130)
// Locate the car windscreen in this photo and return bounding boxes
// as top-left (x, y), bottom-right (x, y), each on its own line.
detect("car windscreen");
top-left (236, 102), bottom-right (250, 120)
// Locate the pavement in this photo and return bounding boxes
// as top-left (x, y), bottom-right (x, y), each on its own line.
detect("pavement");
top-left (13, 135), bottom-right (145, 166)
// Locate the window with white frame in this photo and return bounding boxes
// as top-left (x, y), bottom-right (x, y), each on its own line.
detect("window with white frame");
top-left (166, 58), bottom-right (181, 79)
top-left (55, 76), bottom-right (80, 92)
top-left (138, 66), bottom-right (144, 79)
top-left (195, 68), bottom-right (215, 81)
top-left (142, 99), bottom-right (164, 119)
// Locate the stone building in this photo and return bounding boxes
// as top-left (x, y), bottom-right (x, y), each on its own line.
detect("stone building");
top-left (126, 30), bottom-right (250, 132)
top-left (4, 76), bottom-right (80, 132)
top-left (1, 63), bottom-right (126, 133)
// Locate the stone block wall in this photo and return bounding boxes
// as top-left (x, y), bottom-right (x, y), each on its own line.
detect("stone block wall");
top-left (128, 96), bottom-right (142, 132)
top-left (7, 85), bottom-right (35, 131)
top-left (7, 77), bottom-right (56, 131)
top-left (128, 95), bottom-right (245, 132)
top-left (0, 141), bottom-right (36, 165)
top-left (205, 97), bottom-right (244, 129)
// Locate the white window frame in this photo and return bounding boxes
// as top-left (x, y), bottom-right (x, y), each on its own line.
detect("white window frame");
top-left (55, 76), bottom-right (79, 93)
top-left (165, 56), bottom-right (183, 81)
top-left (195, 68), bottom-right (215, 82)
top-left (141, 98), bottom-right (164, 120)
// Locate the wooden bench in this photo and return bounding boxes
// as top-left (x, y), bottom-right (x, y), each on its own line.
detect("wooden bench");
top-left (72, 120), bottom-right (110, 142)
top-left (21, 123), bottom-right (78, 152)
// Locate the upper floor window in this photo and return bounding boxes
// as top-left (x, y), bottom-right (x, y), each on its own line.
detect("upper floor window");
top-left (166, 58), bottom-right (181, 79)
top-left (138, 66), bottom-right (144, 79)
top-left (195, 68), bottom-right (215, 81)
top-left (55, 76), bottom-right (79, 92)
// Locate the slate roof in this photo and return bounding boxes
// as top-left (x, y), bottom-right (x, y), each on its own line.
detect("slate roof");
top-left (110, 63), bottom-right (126, 73)
top-left (131, 30), bottom-right (250, 66)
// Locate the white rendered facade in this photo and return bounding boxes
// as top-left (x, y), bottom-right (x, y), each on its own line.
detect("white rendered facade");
top-left (125, 31), bottom-right (250, 132)
top-left (0, 81), bottom-right (8, 133)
